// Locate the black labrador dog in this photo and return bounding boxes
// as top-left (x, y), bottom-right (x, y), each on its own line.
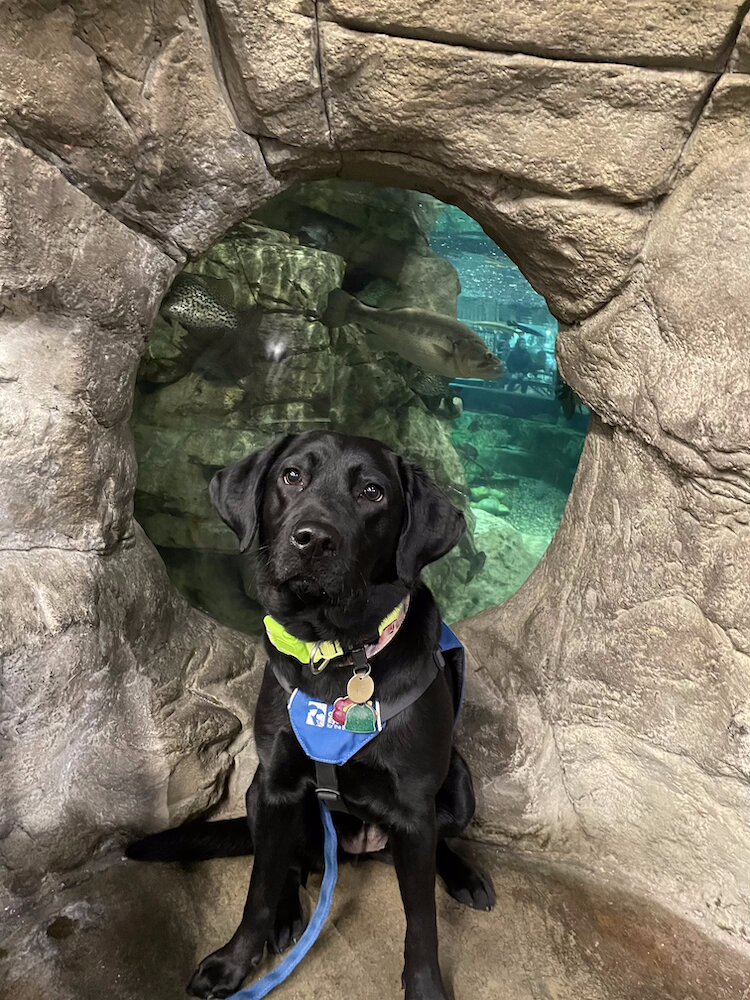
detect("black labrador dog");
top-left (129, 431), bottom-right (494, 1000)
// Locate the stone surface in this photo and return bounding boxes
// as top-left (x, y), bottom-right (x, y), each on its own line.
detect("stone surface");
top-left (457, 423), bottom-right (750, 947)
top-left (678, 74), bottom-right (750, 179)
top-left (489, 193), bottom-right (652, 322)
top-left (207, 0), bottom-right (333, 149)
top-left (0, 137), bottom-right (172, 550)
top-left (3, 846), bottom-right (749, 1000)
top-left (321, 0), bottom-right (746, 71)
top-left (0, 313), bottom-right (137, 551)
top-left (0, 1), bottom-right (277, 256)
top-left (558, 140), bottom-right (750, 482)
top-left (0, 527), bottom-right (260, 890)
top-left (323, 24), bottom-right (713, 203)
top-left (0, 136), bottom-right (172, 333)
top-left (733, 14), bottom-right (750, 72)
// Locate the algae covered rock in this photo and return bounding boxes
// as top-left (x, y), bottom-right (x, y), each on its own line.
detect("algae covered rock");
top-left (477, 496), bottom-right (511, 517)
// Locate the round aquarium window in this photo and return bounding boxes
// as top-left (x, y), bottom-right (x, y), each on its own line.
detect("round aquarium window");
top-left (132, 181), bottom-right (589, 632)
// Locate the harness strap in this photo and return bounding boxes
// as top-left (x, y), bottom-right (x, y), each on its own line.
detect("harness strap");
top-left (270, 661), bottom-right (294, 696)
top-left (269, 649), bottom-right (445, 720)
top-left (314, 761), bottom-right (350, 815)
top-left (379, 649), bottom-right (444, 722)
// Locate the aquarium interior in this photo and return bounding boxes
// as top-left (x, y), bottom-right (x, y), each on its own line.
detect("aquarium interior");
top-left (132, 181), bottom-right (590, 632)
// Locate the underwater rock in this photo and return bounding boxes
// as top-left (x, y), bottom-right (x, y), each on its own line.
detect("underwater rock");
top-left (264, 179), bottom-right (442, 246)
top-left (471, 486), bottom-right (493, 502)
top-left (427, 514), bottom-right (538, 622)
top-left (453, 410), bottom-right (586, 493)
top-left (256, 182), bottom-right (461, 316)
top-left (476, 496), bottom-right (511, 518)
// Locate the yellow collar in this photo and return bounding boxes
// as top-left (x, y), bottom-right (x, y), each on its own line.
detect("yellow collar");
top-left (263, 598), bottom-right (410, 667)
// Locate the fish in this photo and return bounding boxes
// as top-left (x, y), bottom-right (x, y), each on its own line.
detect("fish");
top-left (409, 370), bottom-right (453, 401)
top-left (161, 273), bottom-right (238, 332)
top-left (455, 442), bottom-right (490, 478)
top-left (555, 371), bottom-right (583, 420)
top-left (407, 371), bottom-right (465, 419)
top-left (322, 288), bottom-right (503, 380)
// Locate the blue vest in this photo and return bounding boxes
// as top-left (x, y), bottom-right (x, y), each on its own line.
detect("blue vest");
top-left (288, 623), bottom-right (465, 767)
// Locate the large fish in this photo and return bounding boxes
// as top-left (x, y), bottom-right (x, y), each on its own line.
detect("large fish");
top-left (323, 289), bottom-right (503, 380)
top-left (161, 273), bottom-right (238, 331)
top-left (555, 371), bottom-right (583, 420)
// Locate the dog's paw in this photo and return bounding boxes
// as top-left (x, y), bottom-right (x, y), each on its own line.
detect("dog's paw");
top-left (187, 945), bottom-right (261, 999)
top-left (439, 850), bottom-right (496, 912)
top-left (268, 887), bottom-right (306, 954)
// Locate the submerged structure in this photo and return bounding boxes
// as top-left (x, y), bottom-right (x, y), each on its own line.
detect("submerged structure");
top-left (2, 3), bottom-right (750, 999)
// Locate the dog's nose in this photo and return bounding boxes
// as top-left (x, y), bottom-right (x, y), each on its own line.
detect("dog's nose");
top-left (290, 522), bottom-right (337, 556)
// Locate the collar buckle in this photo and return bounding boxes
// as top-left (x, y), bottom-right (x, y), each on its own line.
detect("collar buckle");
top-left (309, 641), bottom-right (331, 674)
top-left (350, 647), bottom-right (370, 674)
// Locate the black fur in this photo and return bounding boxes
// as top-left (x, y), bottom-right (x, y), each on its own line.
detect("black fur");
top-left (128, 432), bottom-right (494, 1000)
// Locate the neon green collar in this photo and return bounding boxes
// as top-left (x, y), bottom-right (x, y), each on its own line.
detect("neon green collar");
top-left (263, 598), bottom-right (409, 667)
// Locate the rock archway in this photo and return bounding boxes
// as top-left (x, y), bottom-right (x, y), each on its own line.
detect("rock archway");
top-left (2, 2), bottom-right (750, 996)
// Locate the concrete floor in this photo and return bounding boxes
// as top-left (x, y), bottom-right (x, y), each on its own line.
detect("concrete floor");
top-left (3, 844), bottom-right (748, 1000)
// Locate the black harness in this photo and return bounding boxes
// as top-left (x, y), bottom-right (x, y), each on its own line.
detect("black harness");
top-left (270, 623), bottom-right (466, 816)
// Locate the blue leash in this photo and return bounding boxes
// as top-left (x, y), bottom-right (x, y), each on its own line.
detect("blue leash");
top-left (226, 802), bottom-right (339, 999)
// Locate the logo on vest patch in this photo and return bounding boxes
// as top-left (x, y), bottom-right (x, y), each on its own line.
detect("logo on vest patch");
top-left (304, 700), bottom-right (345, 731)
top-left (305, 701), bottom-right (328, 728)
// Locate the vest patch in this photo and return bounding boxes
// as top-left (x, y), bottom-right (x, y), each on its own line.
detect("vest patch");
top-left (288, 689), bottom-right (384, 766)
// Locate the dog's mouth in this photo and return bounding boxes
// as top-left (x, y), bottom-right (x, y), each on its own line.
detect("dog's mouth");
top-left (286, 574), bottom-right (328, 600)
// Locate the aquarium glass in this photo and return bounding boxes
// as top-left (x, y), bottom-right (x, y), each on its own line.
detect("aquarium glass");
top-left (132, 181), bottom-right (589, 633)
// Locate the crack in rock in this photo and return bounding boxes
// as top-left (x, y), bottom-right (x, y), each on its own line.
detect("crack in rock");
top-left (316, 9), bottom-right (734, 75)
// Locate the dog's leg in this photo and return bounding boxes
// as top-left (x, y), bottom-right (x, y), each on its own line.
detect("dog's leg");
top-left (435, 749), bottom-right (496, 911)
top-left (391, 802), bottom-right (448, 1000)
top-left (187, 784), bottom-right (304, 999)
top-left (267, 866), bottom-right (306, 954)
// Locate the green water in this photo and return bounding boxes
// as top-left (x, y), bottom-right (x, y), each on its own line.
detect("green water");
top-left (132, 182), bottom-right (588, 631)
top-left (430, 204), bottom-right (589, 618)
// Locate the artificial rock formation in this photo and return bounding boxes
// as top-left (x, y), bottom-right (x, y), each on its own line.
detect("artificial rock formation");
top-left (2, 1), bottom-right (750, 997)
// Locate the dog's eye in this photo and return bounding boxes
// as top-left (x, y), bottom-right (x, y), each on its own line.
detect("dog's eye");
top-left (361, 483), bottom-right (384, 502)
top-left (282, 467), bottom-right (303, 486)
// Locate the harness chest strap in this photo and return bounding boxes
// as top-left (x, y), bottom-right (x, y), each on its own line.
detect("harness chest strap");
top-left (270, 646), bottom-right (448, 816)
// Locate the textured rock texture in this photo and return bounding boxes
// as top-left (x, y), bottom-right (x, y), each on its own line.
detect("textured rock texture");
top-left (5, 846), bottom-right (749, 1000)
top-left (2, 0), bottom-right (750, 995)
top-left (320, 0), bottom-right (746, 69)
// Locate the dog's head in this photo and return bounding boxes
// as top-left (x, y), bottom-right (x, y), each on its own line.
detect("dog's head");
top-left (209, 432), bottom-right (464, 625)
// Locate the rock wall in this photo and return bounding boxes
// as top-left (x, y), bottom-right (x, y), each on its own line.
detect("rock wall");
top-left (1, 0), bottom-right (749, 967)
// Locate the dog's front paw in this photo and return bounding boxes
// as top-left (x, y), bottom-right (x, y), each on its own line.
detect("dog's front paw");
top-left (187, 943), bottom-right (262, 999)
top-left (268, 886), bottom-right (306, 954)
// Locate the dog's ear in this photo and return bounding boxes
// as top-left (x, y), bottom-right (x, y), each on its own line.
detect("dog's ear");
top-left (396, 459), bottom-right (466, 586)
top-left (209, 435), bottom-right (293, 552)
